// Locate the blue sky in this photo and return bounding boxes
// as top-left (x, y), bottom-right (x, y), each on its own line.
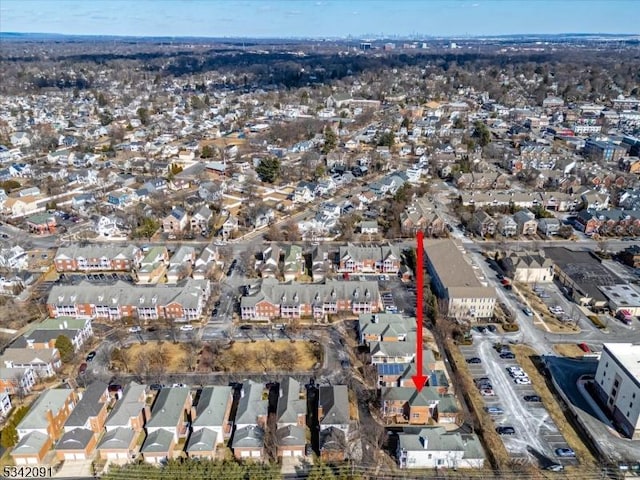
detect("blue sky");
top-left (1, 0), bottom-right (639, 38)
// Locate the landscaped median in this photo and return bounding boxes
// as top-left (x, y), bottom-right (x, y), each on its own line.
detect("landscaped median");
top-left (511, 345), bottom-right (597, 468)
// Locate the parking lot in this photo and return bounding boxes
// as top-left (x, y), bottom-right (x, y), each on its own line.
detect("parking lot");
top-left (460, 333), bottom-right (578, 467)
top-left (57, 272), bottom-right (134, 284)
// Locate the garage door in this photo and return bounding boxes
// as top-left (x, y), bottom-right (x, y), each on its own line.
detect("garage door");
top-left (282, 450), bottom-right (292, 457)
top-left (240, 451), bottom-right (250, 458)
top-left (65, 453), bottom-right (85, 461)
top-left (250, 450), bottom-right (261, 458)
top-left (292, 449), bottom-right (303, 457)
top-left (15, 458), bottom-right (27, 465)
top-left (27, 457), bottom-right (38, 465)
top-left (107, 452), bottom-right (128, 460)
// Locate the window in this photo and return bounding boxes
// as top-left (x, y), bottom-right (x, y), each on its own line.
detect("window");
top-left (614, 379), bottom-right (620, 388)
top-left (630, 402), bottom-right (633, 409)
top-left (412, 413), bottom-right (420, 419)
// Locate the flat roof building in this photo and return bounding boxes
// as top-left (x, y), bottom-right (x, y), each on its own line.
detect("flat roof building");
top-left (594, 343), bottom-right (640, 439)
top-left (423, 238), bottom-right (496, 321)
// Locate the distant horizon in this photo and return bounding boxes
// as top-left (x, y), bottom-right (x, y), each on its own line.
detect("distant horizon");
top-left (1, 0), bottom-right (639, 39)
top-left (1, 30), bottom-right (639, 42)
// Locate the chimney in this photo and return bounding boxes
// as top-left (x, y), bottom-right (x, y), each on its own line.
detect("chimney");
top-left (63, 320), bottom-right (68, 329)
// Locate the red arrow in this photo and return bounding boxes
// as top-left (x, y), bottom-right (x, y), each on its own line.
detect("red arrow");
top-left (412, 230), bottom-right (427, 392)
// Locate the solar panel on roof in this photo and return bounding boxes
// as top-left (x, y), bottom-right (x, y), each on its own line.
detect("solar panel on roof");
top-left (377, 363), bottom-right (406, 375)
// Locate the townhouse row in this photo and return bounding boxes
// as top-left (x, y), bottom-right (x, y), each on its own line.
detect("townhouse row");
top-left (10, 379), bottom-right (352, 465)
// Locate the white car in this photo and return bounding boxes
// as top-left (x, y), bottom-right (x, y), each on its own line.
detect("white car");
top-left (128, 326), bottom-right (142, 333)
top-left (514, 377), bottom-right (532, 385)
top-left (180, 325), bottom-right (194, 331)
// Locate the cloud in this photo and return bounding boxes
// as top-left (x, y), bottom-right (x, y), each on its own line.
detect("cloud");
top-left (472, 3), bottom-right (480, 7)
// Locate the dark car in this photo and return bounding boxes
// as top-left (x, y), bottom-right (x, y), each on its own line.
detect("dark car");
top-left (78, 362), bottom-right (88, 375)
top-left (496, 426), bottom-right (516, 435)
top-left (466, 357), bottom-right (482, 364)
top-left (108, 384), bottom-right (122, 393)
top-left (500, 353), bottom-right (516, 359)
top-left (524, 395), bottom-right (542, 402)
top-left (239, 325), bottom-right (253, 330)
top-left (486, 325), bottom-right (497, 333)
top-left (149, 383), bottom-right (163, 391)
top-left (85, 351), bottom-right (96, 362)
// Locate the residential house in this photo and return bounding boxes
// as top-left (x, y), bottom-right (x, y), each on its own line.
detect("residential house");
top-left (221, 214), bottom-right (239, 238)
top-left (141, 387), bottom-right (192, 463)
top-left (359, 221), bottom-right (379, 235)
top-left (1, 348), bottom-right (61, 377)
top-left (166, 246), bottom-right (196, 284)
top-left (470, 210), bottom-right (496, 237)
top-left (338, 244), bottom-right (402, 274)
top-left (193, 243), bottom-right (222, 279)
top-left (26, 213), bottom-right (56, 234)
top-left (397, 427), bottom-right (485, 469)
top-left (276, 425), bottom-right (307, 458)
top-left (232, 425), bottom-right (265, 460)
top-left (240, 279), bottom-right (381, 321)
top-left (98, 427), bottom-right (140, 462)
top-left (501, 251), bottom-right (555, 284)
top-left (318, 385), bottom-right (350, 434)
top-left (186, 386), bottom-right (233, 459)
top-left (3, 196), bottom-right (41, 218)
top-left (283, 245), bottom-right (305, 281)
top-left (35, 317), bottom-right (93, 345)
top-left (163, 207), bottom-right (189, 234)
top-left (358, 313), bottom-right (415, 345)
top-left (276, 378), bottom-right (306, 428)
top-left (104, 382), bottom-right (148, 432)
top-left (260, 244), bottom-right (281, 279)
top-left (47, 278), bottom-right (210, 323)
top-left (380, 387), bottom-right (459, 425)
top-left (107, 190), bottom-right (132, 209)
top-left (537, 217), bottom-right (561, 237)
top-left (293, 182), bottom-right (316, 204)
top-left (190, 205), bottom-right (213, 233)
top-left (54, 244), bottom-right (142, 272)
top-left (235, 381), bottom-right (268, 429)
top-left (0, 366), bottom-right (36, 395)
top-left (12, 389), bottom-right (77, 464)
top-left (513, 210), bottom-right (538, 236)
top-left (497, 216), bottom-right (517, 237)
top-left (13, 327), bottom-right (85, 352)
top-left (95, 215), bottom-right (120, 237)
top-left (401, 197), bottom-right (446, 237)
top-left (135, 246), bottom-right (170, 284)
top-left (311, 245), bottom-right (333, 282)
top-left (369, 341), bottom-right (416, 365)
top-left (56, 382), bottom-right (110, 461)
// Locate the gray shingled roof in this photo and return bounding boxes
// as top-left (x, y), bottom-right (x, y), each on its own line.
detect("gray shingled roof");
top-left (54, 244), bottom-right (139, 262)
top-left (241, 278), bottom-right (380, 309)
top-left (231, 425), bottom-right (264, 449)
top-left (56, 428), bottom-right (95, 451)
top-left (235, 381), bottom-right (268, 427)
top-left (65, 381), bottom-right (108, 428)
top-left (276, 378), bottom-right (306, 425)
top-left (47, 279), bottom-right (208, 310)
top-left (318, 385), bottom-right (349, 427)
top-left (186, 428), bottom-right (217, 453)
top-left (398, 427), bottom-right (484, 460)
top-left (106, 381), bottom-right (147, 428)
top-left (17, 389), bottom-right (74, 430)
top-left (98, 427), bottom-right (136, 450)
top-left (147, 387), bottom-right (190, 429)
top-left (13, 431), bottom-right (50, 455)
top-left (141, 428), bottom-right (174, 453)
top-left (192, 386), bottom-right (232, 428)
top-left (276, 425), bottom-right (305, 446)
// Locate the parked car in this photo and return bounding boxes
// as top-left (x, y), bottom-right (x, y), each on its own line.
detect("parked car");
top-left (480, 388), bottom-right (495, 396)
top-left (128, 326), bottom-right (142, 333)
top-left (108, 384), bottom-right (122, 393)
top-left (466, 357), bottom-right (482, 364)
top-left (485, 406), bottom-right (504, 415)
top-left (523, 307), bottom-right (533, 317)
top-left (500, 352), bottom-right (516, 359)
top-left (86, 351), bottom-right (96, 362)
top-left (78, 362), bottom-right (88, 375)
top-left (545, 464), bottom-right (564, 472)
top-left (496, 426), bottom-right (516, 435)
top-left (555, 448), bottom-right (576, 458)
top-left (180, 325), bottom-right (194, 331)
top-left (149, 383), bottom-right (163, 391)
top-left (524, 395), bottom-right (542, 402)
top-left (514, 377), bottom-right (532, 385)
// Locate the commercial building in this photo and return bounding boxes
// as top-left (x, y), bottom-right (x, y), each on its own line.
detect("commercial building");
top-left (423, 238), bottom-right (496, 321)
top-left (594, 343), bottom-right (640, 439)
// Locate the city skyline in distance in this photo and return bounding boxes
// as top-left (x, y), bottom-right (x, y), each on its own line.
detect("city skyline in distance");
top-left (1, 0), bottom-right (639, 39)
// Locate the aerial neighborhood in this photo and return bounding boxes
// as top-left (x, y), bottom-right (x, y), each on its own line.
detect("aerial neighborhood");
top-left (0, 33), bottom-right (639, 479)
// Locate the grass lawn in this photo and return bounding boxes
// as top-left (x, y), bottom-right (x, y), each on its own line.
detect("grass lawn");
top-left (211, 340), bottom-right (321, 373)
top-left (511, 345), bottom-right (597, 467)
top-left (553, 343), bottom-right (586, 358)
top-left (113, 342), bottom-right (189, 373)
